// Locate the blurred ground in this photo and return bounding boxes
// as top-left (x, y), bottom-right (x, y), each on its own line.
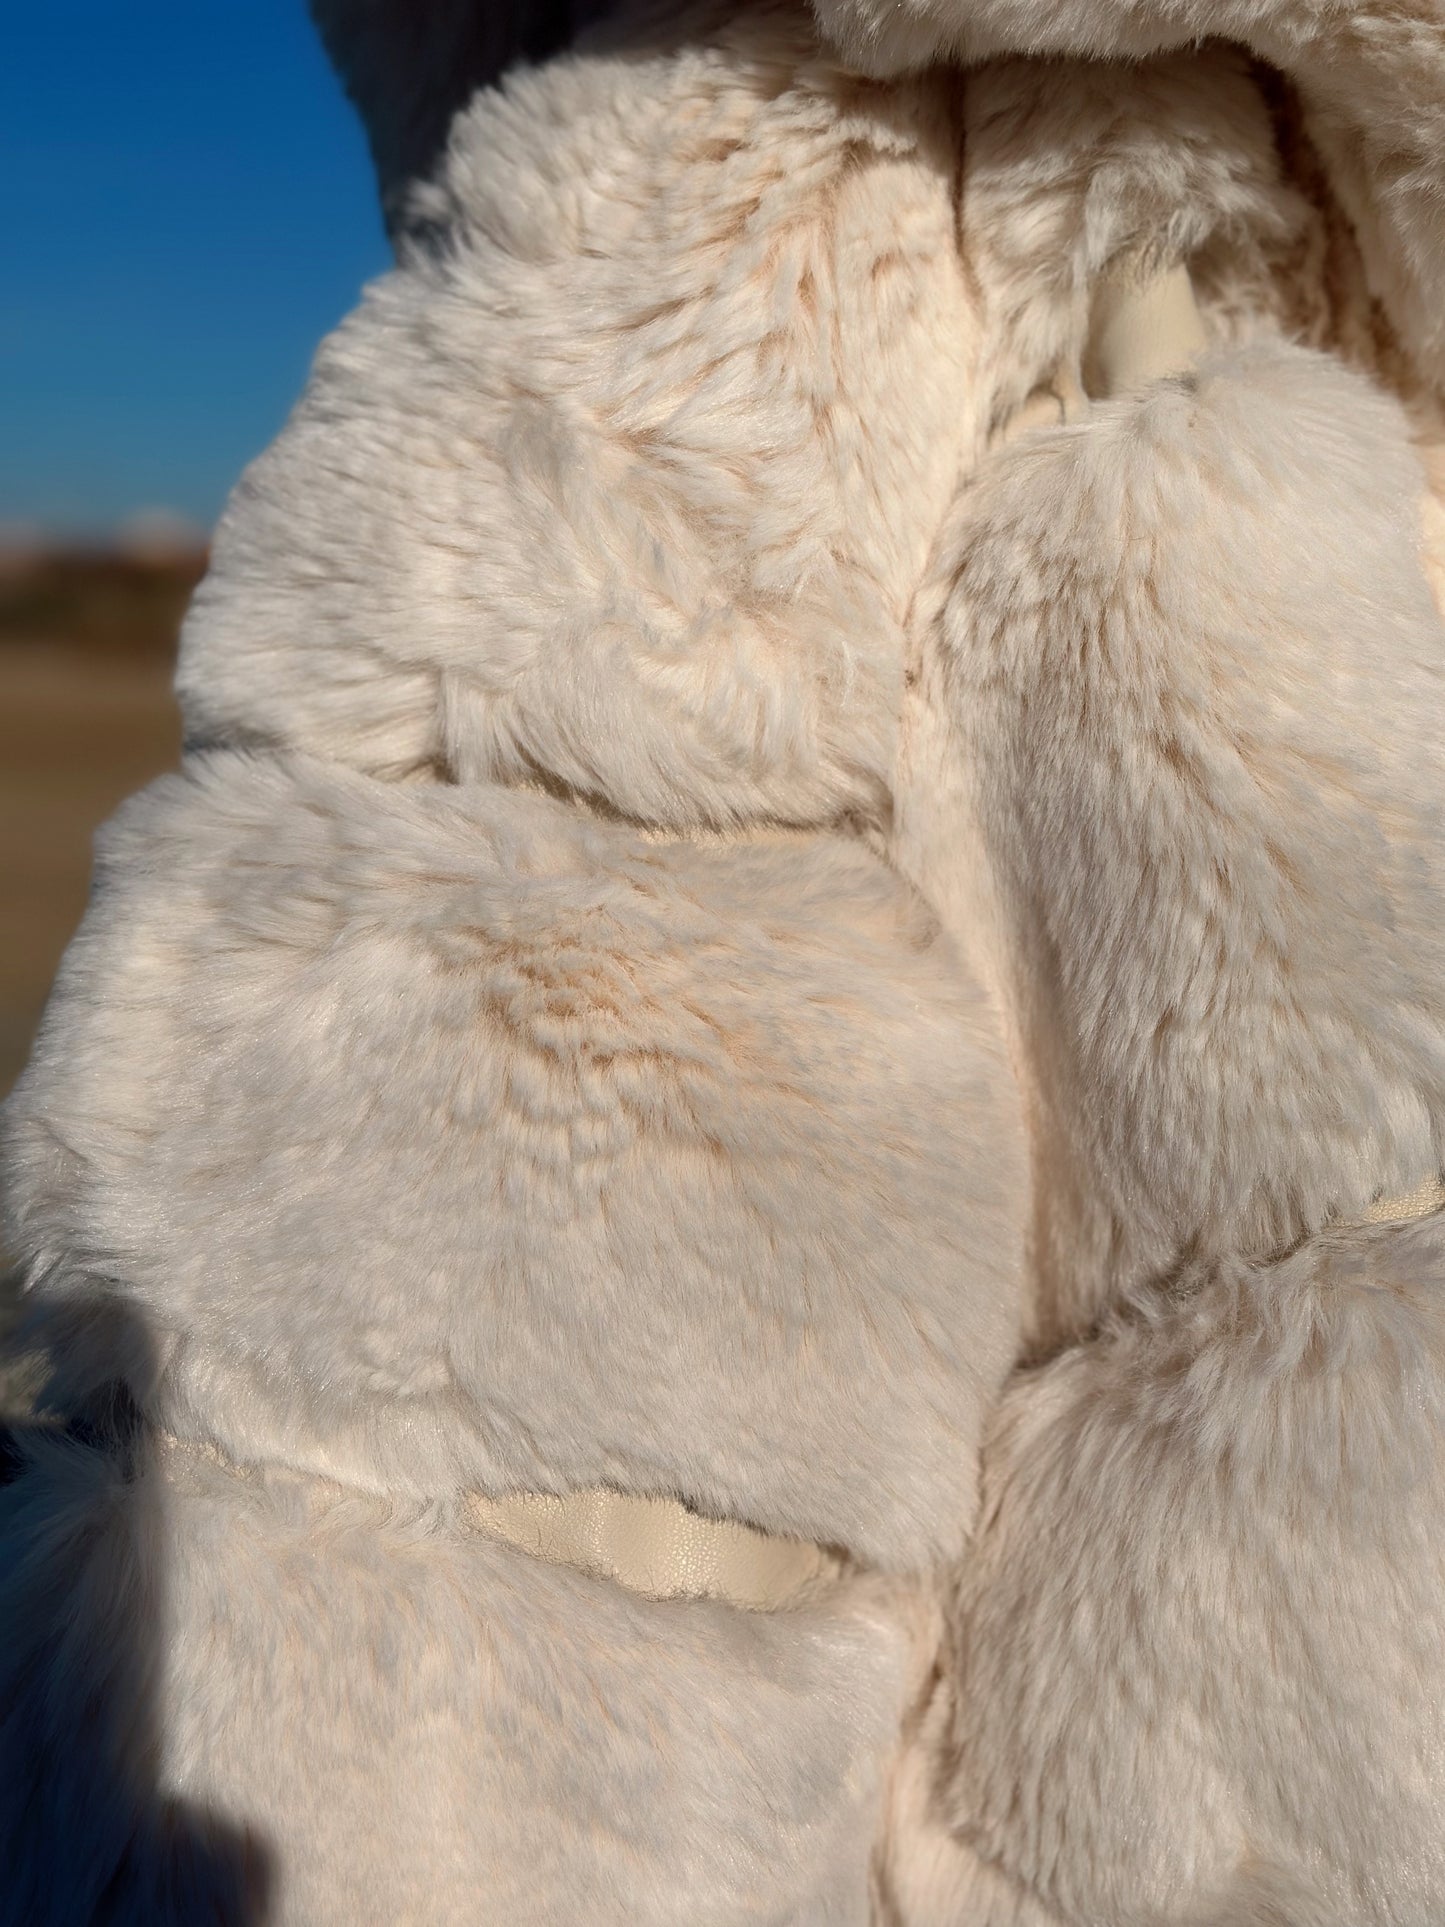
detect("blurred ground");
top-left (0, 548), bottom-right (195, 1097)
top-left (1, 547), bottom-right (197, 1411)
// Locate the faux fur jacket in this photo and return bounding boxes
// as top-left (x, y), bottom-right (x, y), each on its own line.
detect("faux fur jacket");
top-left (4, 2), bottom-right (1445, 1922)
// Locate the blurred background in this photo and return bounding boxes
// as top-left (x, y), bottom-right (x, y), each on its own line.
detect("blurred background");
top-left (1, 0), bottom-right (391, 1100)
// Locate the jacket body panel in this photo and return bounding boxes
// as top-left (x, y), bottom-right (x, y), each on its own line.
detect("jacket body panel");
top-left (8, 0), bottom-right (1445, 1921)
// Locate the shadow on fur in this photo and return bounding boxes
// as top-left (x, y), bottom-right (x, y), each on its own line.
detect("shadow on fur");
top-left (0, 1303), bottom-right (272, 1927)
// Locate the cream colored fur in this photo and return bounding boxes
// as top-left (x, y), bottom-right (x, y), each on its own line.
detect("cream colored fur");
top-left (948, 1223), bottom-right (1445, 1925)
top-left (179, 1), bottom-right (979, 826)
top-left (6, 1), bottom-right (1445, 1922)
top-left (811, 0), bottom-right (1445, 385)
top-left (901, 343), bottom-right (1445, 1343)
top-left (955, 47), bottom-right (1311, 439)
top-left (893, 346), bottom-right (1445, 1922)
top-left (2, 1424), bottom-right (920, 1925)
top-left (6, 753), bottom-right (1022, 1565)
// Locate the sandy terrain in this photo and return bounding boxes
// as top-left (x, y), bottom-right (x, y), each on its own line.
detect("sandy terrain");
top-left (0, 642), bottom-right (180, 1099)
top-left (1, 640), bottom-right (179, 1410)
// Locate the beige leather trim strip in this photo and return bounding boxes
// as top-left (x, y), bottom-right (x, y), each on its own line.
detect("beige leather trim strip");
top-left (1086, 259), bottom-right (1209, 399)
top-left (1341, 1174), bottom-right (1445, 1228)
top-left (466, 1488), bottom-right (841, 1609)
top-left (994, 259), bottom-right (1206, 449)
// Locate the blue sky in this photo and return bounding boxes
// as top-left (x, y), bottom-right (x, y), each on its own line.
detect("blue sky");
top-left (3, 1), bottom-right (391, 540)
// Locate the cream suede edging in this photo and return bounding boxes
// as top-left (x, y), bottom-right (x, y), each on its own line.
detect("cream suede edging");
top-left (466, 1489), bottom-right (842, 1608)
top-left (995, 258), bottom-right (1208, 447)
top-left (1085, 259), bottom-right (1210, 397)
top-left (1345, 1175), bottom-right (1445, 1228)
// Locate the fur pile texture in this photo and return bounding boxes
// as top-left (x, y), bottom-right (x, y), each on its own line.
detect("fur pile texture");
top-left (890, 341), bottom-right (1445, 1924)
top-left (7, 755), bottom-right (1022, 1561)
top-left (180, 3), bottom-right (980, 831)
top-left (2, 1426), bottom-right (915, 1926)
top-left (899, 341), bottom-right (1445, 1342)
top-left (812, 0), bottom-right (1445, 384)
top-left (4, 0), bottom-right (1445, 1921)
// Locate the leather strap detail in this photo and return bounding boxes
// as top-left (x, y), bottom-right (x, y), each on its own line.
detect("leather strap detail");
top-left (1339, 1174), bottom-right (1445, 1229)
top-left (994, 259), bottom-right (1206, 448)
top-left (465, 1488), bottom-right (842, 1609)
top-left (1085, 259), bottom-right (1209, 398)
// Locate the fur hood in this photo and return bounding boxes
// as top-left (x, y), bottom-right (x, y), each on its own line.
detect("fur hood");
top-left (318, 0), bottom-right (1445, 392)
top-left (814, 0), bottom-right (1445, 374)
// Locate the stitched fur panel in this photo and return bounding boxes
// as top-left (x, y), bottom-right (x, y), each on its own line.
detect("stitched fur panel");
top-left (3, 752), bottom-right (1024, 1569)
top-left (810, 0), bottom-right (1445, 391)
top-left (178, 0), bottom-right (978, 830)
top-left (945, 1219), bottom-right (1445, 1923)
top-left (0, 1428), bottom-right (913, 1926)
top-left (896, 339), bottom-right (1445, 1921)
top-left (901, 342), bottom-right (1445, 1344)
